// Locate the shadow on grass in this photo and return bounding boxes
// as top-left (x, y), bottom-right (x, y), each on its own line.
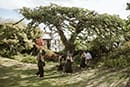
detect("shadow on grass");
top-left (124, 67), bottom-right (130, 87)
top-left (63, 68), bottom-right (130, 87)
top-left (0, 64), bottom-right (62, 87)
top-left (1, 61), bottom-right (130, 87)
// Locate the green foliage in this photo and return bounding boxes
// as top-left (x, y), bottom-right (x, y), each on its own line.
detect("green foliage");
top-left (126, 3), bottom-right (130, 10)
top-left (100, 41), bottom-right (130, 68)
top-left (19, 4), bottom-right (128, 69)
top-left (11, 54), bottom-right (36, 63)
top-left (103, 55), bottom-right (128, 68)
top-left (125, 3), bottom-right (130, 41)
top-left (124, 18), bottom-right (130, 41)
top-left (73, 54), bottom-right (81, 65)
top-left (21, 55), bottom-right (36, 64)
top-left (0, 20), bottom-right (43, 57)
top-left (20, 4), bottom-right (125, 53)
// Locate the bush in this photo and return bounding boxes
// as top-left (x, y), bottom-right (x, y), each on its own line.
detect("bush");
top-left (44, 49), bottom-right (58, 62)
top-left (103, 55), bottom-right (128, 68)
top-left (11, 54), bottom-right (36, 64)
top-left (0, 23), bottom-right (43, 57)
top-left (21, 57), bottom-right (36, 64)
top-left (73, 54), bottom-right (81, 65)
top-left (98, 41), bottom-right (130, 68)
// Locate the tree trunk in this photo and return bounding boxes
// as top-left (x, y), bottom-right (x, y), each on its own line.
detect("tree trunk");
top-left (56, 26), bottom-right (75, 54)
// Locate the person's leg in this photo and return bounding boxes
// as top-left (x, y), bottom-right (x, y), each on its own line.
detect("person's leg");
top-left (36, 71), bottom-right (40, 75)
top-left (39, 65), bottom-right (44, 77)
top-left (70, 65), bottom-right (73, 73)
top-left (36, 65), bottom-right (40, 76)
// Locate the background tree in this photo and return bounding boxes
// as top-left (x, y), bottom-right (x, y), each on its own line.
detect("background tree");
top-left (20, 4), bottom-right (125, 55)
top-left (124, 3), bottom-right (130, 41)
top-left (126, 3), bottom-right (130, 10)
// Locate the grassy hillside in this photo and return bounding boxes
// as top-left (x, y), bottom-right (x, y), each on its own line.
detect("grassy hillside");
top-left (0, 57), bottom-right (130, 87)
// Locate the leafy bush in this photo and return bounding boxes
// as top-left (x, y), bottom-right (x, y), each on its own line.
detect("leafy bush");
top-left (103, 55), bottom-right (128, 68)
top-left (100, 41), bottom-right (130, 68)
top-left (44, 49), bottom-right (58, 62)
top-left (11, 54), bottom-right (36, 64)
top-left (0, 21), bottom-right (43, 57)
top-left (21, 57), bottom-right (36, 64)
top-left (73, 54), bottom-right (81, 65)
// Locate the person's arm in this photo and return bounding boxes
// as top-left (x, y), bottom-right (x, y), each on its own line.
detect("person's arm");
top-left (70, 56), bottom-right (73, 62)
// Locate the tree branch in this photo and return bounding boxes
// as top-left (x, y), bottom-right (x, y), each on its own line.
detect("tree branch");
top-left (13, 18), bottom-right (24, 25)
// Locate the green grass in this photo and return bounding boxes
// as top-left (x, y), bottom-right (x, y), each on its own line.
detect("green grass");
top-left (0, 57), bottom-right (130, 87)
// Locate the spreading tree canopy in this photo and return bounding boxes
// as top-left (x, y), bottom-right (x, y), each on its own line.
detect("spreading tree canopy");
top-left (20, 4), bottom-right (125, 53)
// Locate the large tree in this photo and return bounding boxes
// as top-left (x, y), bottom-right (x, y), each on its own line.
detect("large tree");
top-left (20, 4), bottom-right (125, 53)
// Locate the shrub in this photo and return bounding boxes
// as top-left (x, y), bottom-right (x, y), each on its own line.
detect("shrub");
top-left (0, 22), bottom-right (43, 57)
top-left (73, 54), bottom-right (81, 65)
top-left (11, 54), bottom-right (36, 64)
top-left (21, 57), bottom-right (36, 64)
top-left (103, 55), bottom-right (128, 68)
top-left (21, 54), bottom-right (36, 64)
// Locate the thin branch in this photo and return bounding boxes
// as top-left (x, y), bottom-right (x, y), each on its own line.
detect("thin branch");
top-left (13, 18), bottom-right (24, 25)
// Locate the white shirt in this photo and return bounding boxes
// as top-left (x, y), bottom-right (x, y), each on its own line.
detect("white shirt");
top-left (86, 52), bottom-right (92, 60)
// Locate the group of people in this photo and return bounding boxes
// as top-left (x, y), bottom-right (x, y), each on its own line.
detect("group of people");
top-left (35, 50), bottom-right (92, 79)
top-left (57, 50), bottom-right (92, 73)
top-left (57, 52), bottom-right (73, 73)
top-left (34, 36), bottom-right (93, 79)
top-left (80, 51), bottom-right (92, 68)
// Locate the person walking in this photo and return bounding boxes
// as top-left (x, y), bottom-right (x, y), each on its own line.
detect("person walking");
top-left (36, 50), bottom-right (45, 78)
